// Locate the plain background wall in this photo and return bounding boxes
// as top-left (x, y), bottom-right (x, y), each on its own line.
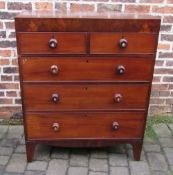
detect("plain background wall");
top-left (0, 0), bottom-right (173, 119)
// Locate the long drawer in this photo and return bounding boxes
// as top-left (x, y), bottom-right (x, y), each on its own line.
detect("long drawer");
top-left (23, 84), bottom-right (149, 111)
top-left (18, 32), bottom-right (87, 54)
top-left (26, 112), bottom-right (145, 139)
top-left (21, 57), bottom-right (154, 82)
top-left (90, 33), bottom-right (158, 54)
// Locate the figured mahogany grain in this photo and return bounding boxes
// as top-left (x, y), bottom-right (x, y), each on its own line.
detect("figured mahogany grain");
top-left (18, 32), bottom-right (87, 54)
top-left (15, 11), bottom-right (160, 33)
top-left (21, 57), bottom-right (154, 82)
top-left (90, 33), bottom-right (158, 54)
top-left (23, 84), bottom-right (149, 111)
top-left (26, 112), bottom-right (145, 139)
top-left (15, 11), bottom-right (161, 162)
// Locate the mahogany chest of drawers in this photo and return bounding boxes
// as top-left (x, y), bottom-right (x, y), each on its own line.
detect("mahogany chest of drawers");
top-left (15, 11), bottom-right (160, 162)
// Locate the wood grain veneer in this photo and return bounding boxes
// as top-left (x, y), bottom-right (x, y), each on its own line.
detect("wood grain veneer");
top-left (15, 11), bottom-right (160, 162)
top-left (21, 57), bottom-right (154, 82)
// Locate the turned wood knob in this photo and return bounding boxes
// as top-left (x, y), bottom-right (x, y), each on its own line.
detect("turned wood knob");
top-left (119, 38), bottom-right (128, 48)
top-left (114, 93), bottom-right (122, 103)
top-left (52, 123), bottom-right (59, 131)
top-left (52, 93), bottom-right (59, 103)
top-left (51, 65), bottom-right (59, 75)
top-left (117, 65), bottom-right (125, 75)
top-left (49, 38), bottom-right (58, 49)
top-left (112, 122), bottom-right (119, 131)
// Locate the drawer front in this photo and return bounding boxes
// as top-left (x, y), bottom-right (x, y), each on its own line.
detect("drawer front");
top-left (26, 112), bottom-right (145, 139)
top-left (90, 33), bottom-right (158, 54)
top-left (21, 57), bottom-right (154, 82)
top-left (18, 32), bottom-right (86, 54)
top-left (23, 85), bottom-right (149, 111)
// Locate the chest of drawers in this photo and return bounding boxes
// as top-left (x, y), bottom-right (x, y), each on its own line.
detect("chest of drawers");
top-left (15, 11), bottom-right (160, 162)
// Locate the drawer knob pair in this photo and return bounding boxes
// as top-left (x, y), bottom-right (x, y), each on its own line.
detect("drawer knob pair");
top-left (51, 65), bottom-right (125, 75)
top-left (51, 65), bottom-right (59, 75)
top-left (52, 93), bottom-right (122, 103)
top-left (49, 37), bottom-right (127, 49)
top-left (119, 38), bottom-right (128, 49)
top-left (52, 122), bottom-right (119, 132)
top-left (49, 38), bottom-right (58, 49)
top-left (52, 93), bottom-right (59, 103)
top-left (52, 123), bottom-right (60, 131)
top-left (112, 122), bottom-right (119, 131)
top-left (117, 65), bottom-right (125, 75)
top-left (114, 93), bottom-right (122, 103)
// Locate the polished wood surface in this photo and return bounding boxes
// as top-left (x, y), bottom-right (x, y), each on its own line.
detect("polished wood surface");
top-left (23, 84), bottom-right (149, 111)
top-left (90, 33), bottom-right (158, 54)
top-left (15, 11), bottom-right (160, 162)
top-left (26, 112), bottom-right (145, 139)
top-left (21, 57), bottom-right (154, 82)
top-left (18, 32), bottom-right (87, 54)
top-left (15, 11), bottom-right (160, 33)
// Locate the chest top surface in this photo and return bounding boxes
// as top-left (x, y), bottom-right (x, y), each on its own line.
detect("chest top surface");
top-left (15, 11), bottom-right (160, 32)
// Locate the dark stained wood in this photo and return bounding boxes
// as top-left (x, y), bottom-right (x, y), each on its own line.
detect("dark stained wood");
top-left (23, 84), bottom-right (149, 111)
top-left (26, 112), bottom-right (145, 139)
top-left (15, 11), bottom-right (160, 162)
top-left (132, 141), bottom-right (143, 161)
top-left (21, 57), bottom-right (154, 82)
top-left (25, 141), bottom-right (36, 162)
top-left (15, 11), bottom-right (160, 33)
top-left (90, 33), bottom-right (158, 54)
top-left (18, 32), bottom-right (87, 54)
top-left (27, 138), bottom-right (142, 146)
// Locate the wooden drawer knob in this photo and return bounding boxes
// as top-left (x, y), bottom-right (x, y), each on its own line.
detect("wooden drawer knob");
top-left (114, 93), bottom-right (122, 103)
top-left (52, 123), bottom-right (59, 131)
top-left (117, 65), bottom-right (125, 75)
top-left (52, 93), bottom-right (59, 103)
top-left (51, 65), bottom-right (59, 75)
top-left (112, 122), bottom-right (119, 131)
top-left (119, 38), bottom-right (128, 48)
top-left (49, 38), bottom-right (58, 49)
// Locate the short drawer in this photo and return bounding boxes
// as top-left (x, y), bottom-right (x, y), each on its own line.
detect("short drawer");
top-left (23, 84), bottom-right (149, 111)
top-left (21, 57), bottom-right (154, 82)
top-left (90, 33), bottom-right (158, 54)
top-left (18, 32), bottom-right (87, 54)
top-left (26, 112), bottom-right (145, 139)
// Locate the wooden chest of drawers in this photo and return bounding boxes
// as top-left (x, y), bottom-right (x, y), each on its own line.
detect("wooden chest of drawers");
top-left (15, 11), bottom-right (160, 162)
